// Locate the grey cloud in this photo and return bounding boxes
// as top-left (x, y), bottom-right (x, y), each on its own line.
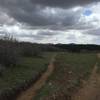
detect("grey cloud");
top-left (85, 28), bottom-right (100, 36)
top-left (66, 34), bottom-right (77, 43)
top-left (37, 30), bottom-right (61, 36)
top-left (33, 30), bottom-right (64, 40)
top-left (19, 30), bottom-right (61, 41)
top-left (15, 34), bottom-right (34, 38)
top-left (0, 0), bottom-right (96, 27)
top-left (0, 10), bottom-right (16, 25)
top-left (0, 31), bottom-right (5, 35)
top-left (11, 7), bottom-right (78, 26)
top-left (0, 0), bottom-right (100, 44)
top-left (31, 0), bottom-right (97, 8)
top-left (3, 29), bottom-right (61, 40)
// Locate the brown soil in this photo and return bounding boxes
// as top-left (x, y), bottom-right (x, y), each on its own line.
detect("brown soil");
top-left (16, 55), bottom-right (56, 100)
top-left (72, 54), bottom-right (100, 100)
top-left (97, 53), bottom-right (100, 58)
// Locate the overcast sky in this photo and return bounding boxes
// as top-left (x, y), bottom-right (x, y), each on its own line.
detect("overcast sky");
top-left (0, 0), bottom-right (100, 44)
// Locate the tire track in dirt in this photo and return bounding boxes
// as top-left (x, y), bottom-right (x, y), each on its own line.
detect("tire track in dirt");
top-left (72, 53), bottom-right (100, 100)
top-left (16, 54), bottom-right (56, 100)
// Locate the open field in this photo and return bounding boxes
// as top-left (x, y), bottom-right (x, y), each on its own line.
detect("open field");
top-left (34, 52), bottom-right (98, 100)
top-left (72, 53), bottom-right (100, 100)
top-left (0, 51), bottom-right (100, 100)
top-left (0, 52), bottom-right (54, 100)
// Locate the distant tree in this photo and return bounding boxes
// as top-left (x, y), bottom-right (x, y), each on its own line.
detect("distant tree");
top-left (0, 34), bottom-right (20, 67)
top-left (2, 33), bottom-right (17, 42)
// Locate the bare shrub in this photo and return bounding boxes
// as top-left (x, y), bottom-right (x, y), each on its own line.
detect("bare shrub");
top-left (0, 34), bottom-right (20, 67)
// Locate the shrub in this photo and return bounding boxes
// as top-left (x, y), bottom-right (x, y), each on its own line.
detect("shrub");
top-left (0, 40), bottom-right (20, 67)
top-left (21, 43), bottom-right (42, 57)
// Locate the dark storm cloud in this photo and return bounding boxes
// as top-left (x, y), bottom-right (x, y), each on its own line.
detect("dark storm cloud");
top-left (10, 6), bottom-right (78, 27)
top-left (31, 0), bottom-right (96, 8)
top-left (0, 0), bottom-right (97, 27)
top-left (0, 0), bottom-right (100, 44)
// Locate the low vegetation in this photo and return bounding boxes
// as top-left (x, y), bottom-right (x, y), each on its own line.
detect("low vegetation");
top-left (34, 52), bottom-right (97, 100)
top-left (0, 40), bottom-right (20, 68)
top-left (0, 52), bottom-right (53, 100)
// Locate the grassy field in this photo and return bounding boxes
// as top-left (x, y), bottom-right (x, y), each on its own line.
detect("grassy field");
top-left (0, 52), bottom-right (54, 99)
top-left (96, 54), bottom-right (100, 73)
top-left (34, 52), bottom-right (98, 100)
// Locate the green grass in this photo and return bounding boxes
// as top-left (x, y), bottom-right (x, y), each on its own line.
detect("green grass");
top-left (0, 52), bottom-right (54, 94)
top-left (56, 52), bottom-right (98, 79)
top-left (96, 54), bottom-right (100, 73)
top-left (34, 52), bottom-right (97, 100)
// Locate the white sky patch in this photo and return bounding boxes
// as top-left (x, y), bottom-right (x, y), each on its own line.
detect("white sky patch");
top-left (65, 30), bottom-right (98, 44)
top-left (34, 30), bottom-right (99, 44)
top-left (72, 6), bottom-right (83, 12)
top-left (0, 24), bottom-right (38, 37)
top-left (81, 2), bottom-right (100, 28)
top-left (18, 37), bottom-right (36, 43)
top-left (92, 36), bottom-right (100, 45)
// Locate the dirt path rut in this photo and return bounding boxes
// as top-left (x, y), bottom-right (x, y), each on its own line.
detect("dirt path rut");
top-left (16, 54), bottom-right (56, 100)
top-left (72, 53), bottom-right (100, 100)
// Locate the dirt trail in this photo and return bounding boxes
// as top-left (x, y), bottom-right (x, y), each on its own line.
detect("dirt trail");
top-left (72, 53), bottom-right (100, 100)
top-left (98, 53), bottom-right (100, 58)
top-left (16, 54), bottom-right (56, 100)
